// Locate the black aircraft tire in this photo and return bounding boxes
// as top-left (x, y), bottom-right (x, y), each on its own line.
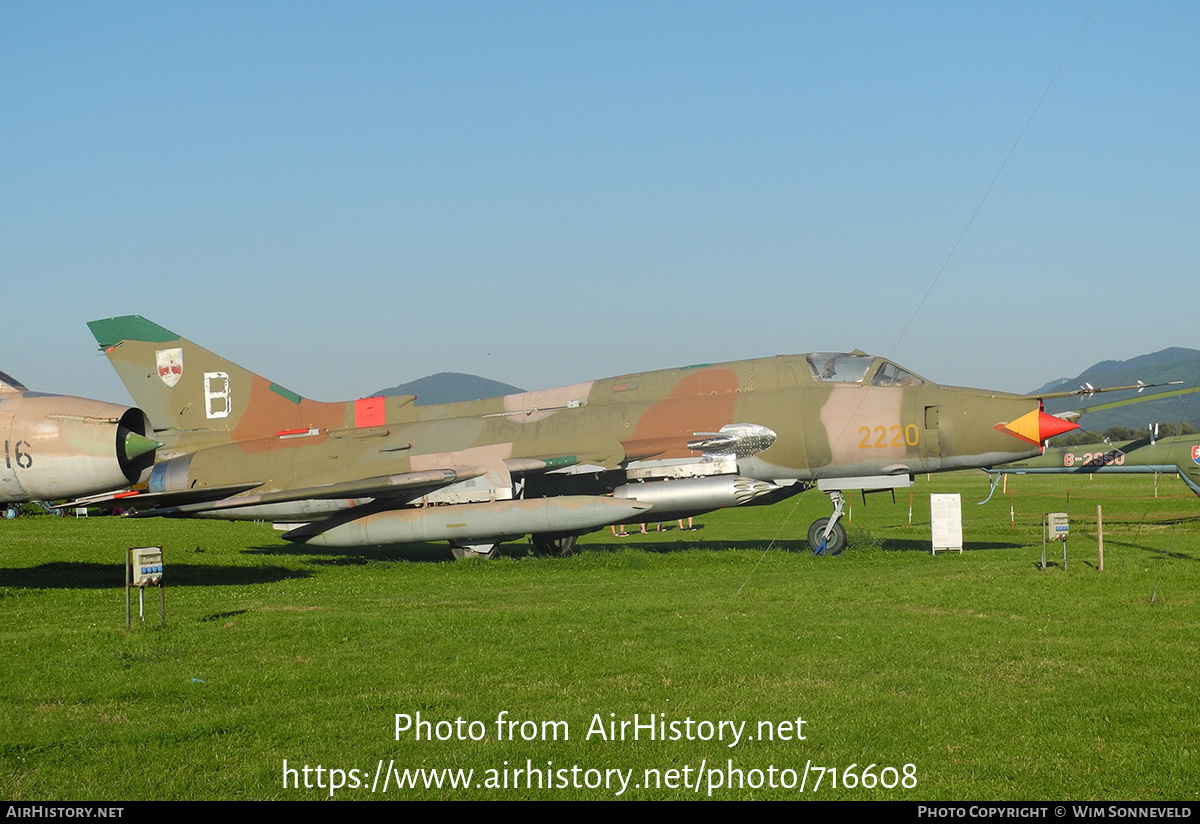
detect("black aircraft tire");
top-left (531, 533), bottom-right (578, 557)
top-left (807, 519), bottom-right (847, 555)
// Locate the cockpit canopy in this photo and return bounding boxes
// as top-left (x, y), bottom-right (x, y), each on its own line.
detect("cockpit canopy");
top-left (805, 353), bottom-right (924, 387)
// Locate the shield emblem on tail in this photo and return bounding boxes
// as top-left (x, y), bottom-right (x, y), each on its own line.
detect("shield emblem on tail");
top-left (156, 348), bottom-right (183, 387)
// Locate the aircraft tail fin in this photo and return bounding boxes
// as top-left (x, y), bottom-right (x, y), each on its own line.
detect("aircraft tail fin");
top-left (88, 316), bottom-right (414, 447)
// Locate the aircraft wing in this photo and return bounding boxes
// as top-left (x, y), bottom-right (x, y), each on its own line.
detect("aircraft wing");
top-left (139, 467), bottom-right (488, 517)
top-left (63, 482), bottom-right (264, 510)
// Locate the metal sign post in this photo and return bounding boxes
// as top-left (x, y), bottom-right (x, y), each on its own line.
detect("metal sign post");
top-left (125, 547), bottom-right (165, 629)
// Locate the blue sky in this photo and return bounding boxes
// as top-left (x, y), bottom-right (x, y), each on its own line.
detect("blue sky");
top-left (4, 1), bottom-right (1196, 403)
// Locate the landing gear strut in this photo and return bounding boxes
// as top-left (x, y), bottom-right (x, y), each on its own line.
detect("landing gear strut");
top-left (807, 490), bottom-right (847, 556)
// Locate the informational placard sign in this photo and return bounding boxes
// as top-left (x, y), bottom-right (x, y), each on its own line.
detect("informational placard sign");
top-left (930, 493), bottom-right (962, 555)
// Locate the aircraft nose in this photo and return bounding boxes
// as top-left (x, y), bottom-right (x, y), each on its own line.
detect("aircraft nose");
top-left (993, 410), bottom-right (1079, 446)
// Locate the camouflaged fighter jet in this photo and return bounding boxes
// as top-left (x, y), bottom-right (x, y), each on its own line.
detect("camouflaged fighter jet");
top-left (0, 370), bottom-right (158, 518)
top-left (986, 431), bottom-right (1200, 498)
top-left (87, 315), bottom-right (1090, 556)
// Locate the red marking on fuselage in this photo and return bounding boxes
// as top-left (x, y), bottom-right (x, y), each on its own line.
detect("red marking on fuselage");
top-left (356, 397), bottom-right (385, 428)
top-left (625, 369), bottom-right (739, 459)
top-left (230, 376), bottom-right (342, 452)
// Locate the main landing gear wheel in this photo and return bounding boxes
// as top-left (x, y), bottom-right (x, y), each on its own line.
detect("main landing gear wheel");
top-left (450, 543), bottom-right (500, 560)
top-left (807, 518), bottom-right (846, 556)
top-left (531, 533), bottom-right (578, 557)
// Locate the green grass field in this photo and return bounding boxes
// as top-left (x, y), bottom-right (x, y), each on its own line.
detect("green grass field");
top-left (2, 471), bottom-right (1197, 800)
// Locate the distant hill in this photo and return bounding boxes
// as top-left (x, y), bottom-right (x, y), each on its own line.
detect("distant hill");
top-left (1034, 348), bottom-right (1200, 436)
top-left (374, 372), bottom-right (524, 407)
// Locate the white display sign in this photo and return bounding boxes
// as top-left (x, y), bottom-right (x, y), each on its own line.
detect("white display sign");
top-left (930, 493), bottom-right (963, 554)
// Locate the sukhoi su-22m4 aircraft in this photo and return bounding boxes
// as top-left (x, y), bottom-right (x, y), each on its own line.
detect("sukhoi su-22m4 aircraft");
top-left (0, 370), bottom-right (158, 518)
top-left (87, 315), bottom-right (1106, 557)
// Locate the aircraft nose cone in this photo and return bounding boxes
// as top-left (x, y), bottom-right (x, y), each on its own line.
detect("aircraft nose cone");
top-left (121, 430), bottom-right (161, 461)
top-left (994, 410), bottom-right (1079, 446)
top-left (1037, 412), bottom-right (1079, 442)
